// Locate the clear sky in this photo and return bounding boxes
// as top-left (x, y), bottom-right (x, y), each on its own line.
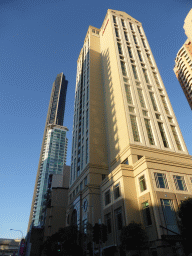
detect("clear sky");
top-left (0, 0), bottom-right (192, 239)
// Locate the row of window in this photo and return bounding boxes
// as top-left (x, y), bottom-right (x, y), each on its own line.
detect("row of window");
top-left (139, 172), bottom-right (190, 193)
top-left (113, 17), bottom-right (182, 150)
top-left (104, 183), bottom-right (121, 206)
top-left (69, 176), bottom-right (88, 200)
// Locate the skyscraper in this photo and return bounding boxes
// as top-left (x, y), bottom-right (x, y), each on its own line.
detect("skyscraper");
top-left (28, 73), bottom-right (68, 230)
top-left (67, 10), bottom-right (192, 255)
top-left (174, 9), bottom-right (192, 110)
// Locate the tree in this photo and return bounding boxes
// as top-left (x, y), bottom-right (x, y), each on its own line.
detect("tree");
top-left (120, 221), bottom-right (147, 255)
top-left (41, 225), bottom-right (83, 256)
top-left (178, 198), bottom-right (192, 255)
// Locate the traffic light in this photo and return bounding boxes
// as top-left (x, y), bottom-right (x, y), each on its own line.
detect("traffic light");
top-left (93, 223), bottom-right (100, 243)
top-left (101, 224), bottom-right (108, 243)
top-left (57, 242), bottom-right (62, 253)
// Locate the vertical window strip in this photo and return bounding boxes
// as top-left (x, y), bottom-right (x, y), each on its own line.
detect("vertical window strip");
top-left (161, 96), bottom-right (170, 115)
top-left (132, 65), bottom-right (138, 80)
top-left (117, 43), bottom-right (123, 55)
top-left (144, 119), bottom-right (155, 145)
top-left (153, 73), bottom-right (160, 87)
top-left (125, 84), bottom-right (133, 104)
top-left (124, 31), bottom-right (128, 41)
top-left (137, 26), bottom-right (141, 34)
top-left (133, 35), bottom-right (137, 45)
top-left (143, 69), bottom-right (150, 84)
top-left (158, 122), bottom-right (169, 148)
top-left (142, 38), bottom-right (146, 48)
top-left (130, 115), bottom-right (140, 142)
top-left (129, 23), bottom-right (133, 30)
top-left (121, 61), bottom-right (127, 76)
top-left (127, 47), bottom-right (133, 58)
top-left (146, 54), bottom-right (152, 65)
top-left (137, 88), bottom-right (146, 108)
top-left (171, 126), bottom-right (182, 150)
top-left (149, 92), bottom-right (158, 111)
top-left (113, 16), bottom-right (116, 24)
top-left (137, 50), bottom-right (143, 62)
top-left (115, 28), bottom-right (119, 37)
top-left (121, 19), bottom-right (125, 27)
top-left (86, 139), bottom-right (88, 164)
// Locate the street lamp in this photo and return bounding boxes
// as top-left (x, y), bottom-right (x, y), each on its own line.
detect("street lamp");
top-left (10, 229), bottom-right (24, 239)
top-left (10, 229), bottom-right (24, 256)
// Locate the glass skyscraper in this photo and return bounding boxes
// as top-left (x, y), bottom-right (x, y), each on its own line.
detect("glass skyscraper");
top-left (28, 73), bottom-right (68, 229)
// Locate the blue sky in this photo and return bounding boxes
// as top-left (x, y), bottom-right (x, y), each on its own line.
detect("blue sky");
top-left (0, 0), bottom-right (192, 239)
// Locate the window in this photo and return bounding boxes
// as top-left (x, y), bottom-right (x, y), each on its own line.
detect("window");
top-left (86, 109), bottom-right (89, 129)
top-left (129, 23), bottom-right (133, 30)
top-left (115, 28), bottom-right (119, 37)
top-left (137, 50), bottom-right (143, 62)
top-left (84, 176), bottom-right (87, 186)
top-left (130, 115), bottom-right (140, 142)
top-left (124, 31), bottom-right (128, 41)
top-left (146, 54), bottom-right (152, 65)
top-left (132, 65), bottom-right (138, 79)
top-left (105, 190), bottom-right (111, 205)
top-left (158, 122), bottom-right (169, 148)
top-left (115, 207), bottom-right (123, 230)
top-left (137, 88), bottom-right (146, 108)
top-left (121, 19), bottom-right (125, 27)
top-left (133, 35), bottom-right (137, 45)
top-left (114, 183), bottom-right (121, 199)
top-left (149, 92), bottom-right (158, 111)
top-left (137, 26), bottom-right (141, 34)
top-left (127, 47), bottom-right (133, 59)
top-left (80, 181), bottom-right (83, 191)
top-left (161, 199), bottom-right (179, 234)
top-left (124, 84), bottom-right (133, 104)
top-left (86, 139), bottom-right (88, 163)
top-left (161, 96), bottom-right (170, 115)
top-left (171, 126), bottom-right (182, 150)
top-left (173, 175), bottom-right (187, 191)
top-left (142, 38), bottom-right (146, 48)
top-left (117, 43), bottom-right (123, 55)
top-left (143, 110), bottom-right (148, 116)
top-left (143, 69), bottom-right (150, 84)
top-left (121, 61), bottom-right (127, 76)
top-left (142, 201), bottom-right (152, 226)
top-left (154, 173), bottom-right (168, 189)
top-left (144, 119), bottom-right (155, 145)
top-left (122, 158), bottom-right (129, 164)
top-left (139, 175), bottom-right (147, 192)
top-left (102, 174), bottom-right (106, 180)
top-left (129, 106), bottom-right (135, 113)
top-left (153, 72), bottom-right (160, 87)
top-left (113, 16), bottom-right (117, 24)
top-left (104, 213), bottom-right (112, 233)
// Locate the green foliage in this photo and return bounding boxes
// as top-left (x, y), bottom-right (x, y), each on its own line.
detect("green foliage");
top-left (120, 221), bottom-right (147, 251)
top-left (42, 225), bottom-right (83, 256)
top-left (178, 198), bottom-right (192, 254)
top-left (178, 198), bottom-right (192, 236)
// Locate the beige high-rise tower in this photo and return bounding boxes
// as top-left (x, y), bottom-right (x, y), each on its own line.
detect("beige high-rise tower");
top-left (174, 9), bottom-right (192, 110)
top-left (67, 9), bottom-right (192, 256)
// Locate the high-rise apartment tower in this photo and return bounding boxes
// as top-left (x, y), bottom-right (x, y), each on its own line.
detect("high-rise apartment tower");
top-left (174, 9), bottom-right (192, 110)
top-left (67, 10), bottom-right (192, 256)
top-left (28, 73), bottom-right (68, 230)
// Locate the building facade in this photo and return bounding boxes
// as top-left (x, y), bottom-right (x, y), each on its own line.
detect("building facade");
top-left (28, 73), bottom-right (68, 230)
top-left (174, 9), bottom-right (192, 110)
top-left (67, 9), bottom-right (192, 256)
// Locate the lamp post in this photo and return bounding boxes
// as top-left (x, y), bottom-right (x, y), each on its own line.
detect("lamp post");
top-left (10, 229), bottom-right (24, 239)
top-left (10, 229), bottom-right (24, 256)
